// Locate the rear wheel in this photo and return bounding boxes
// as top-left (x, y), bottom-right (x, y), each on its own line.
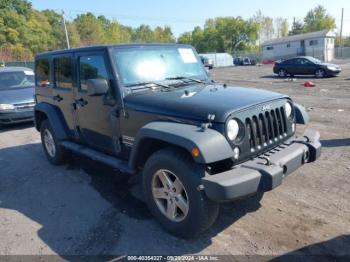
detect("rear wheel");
top-left (40, 119), bottom-right (69, 165)
top-left (142, 148), bottom-right (219, 238)
top-left (278, 68), bottom-right (287, 78)
top-left (315, 68), bottom-right (326, 78)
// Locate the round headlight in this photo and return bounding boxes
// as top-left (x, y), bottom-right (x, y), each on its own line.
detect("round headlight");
top-left (285, 102), bottom-right (293, 118)
top-left (227, 119), bottom-right (240, 141)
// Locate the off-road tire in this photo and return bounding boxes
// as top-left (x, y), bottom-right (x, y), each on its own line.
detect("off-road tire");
top-left (40, 119), bottom-right (69, 165)
top-left (142, 147), bottom-right (219, 238)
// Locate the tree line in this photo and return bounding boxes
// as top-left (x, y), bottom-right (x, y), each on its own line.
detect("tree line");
top-left (0, 0), bottom-right (344, 61)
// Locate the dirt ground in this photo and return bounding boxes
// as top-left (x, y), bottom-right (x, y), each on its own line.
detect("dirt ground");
top-left (0, 63), bottom-right (349, 259)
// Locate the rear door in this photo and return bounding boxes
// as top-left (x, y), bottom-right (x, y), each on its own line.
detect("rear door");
top-left (74, 51), bottom-right (118, 154)
top-left (283, 59), bottom-right (295, 74)
top-left (52, 55), bottom-right (76, 133)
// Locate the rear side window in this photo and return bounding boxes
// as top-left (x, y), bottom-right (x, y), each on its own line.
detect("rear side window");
top-left (35, 58), bottom-right (50, 87)
top-left (54, 56), bottom-right (73, 89)
top-left (79, 55), bottom-right (109, 91)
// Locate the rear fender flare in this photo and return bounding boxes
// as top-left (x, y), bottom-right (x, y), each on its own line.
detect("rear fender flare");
top-left (34, 102), bottom-right (69, 140)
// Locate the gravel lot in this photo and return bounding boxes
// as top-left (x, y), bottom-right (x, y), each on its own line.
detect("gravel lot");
top-left (0, 63), bottom-right (349, 259)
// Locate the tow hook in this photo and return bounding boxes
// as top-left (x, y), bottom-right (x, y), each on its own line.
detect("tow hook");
top-left (259, 155), bottom-right (272, 166)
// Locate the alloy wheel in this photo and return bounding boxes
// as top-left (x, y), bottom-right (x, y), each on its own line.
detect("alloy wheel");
top-left (43, 129), bottom-right (56, 157)
top-left (151, 169), bottom-right (189, 222)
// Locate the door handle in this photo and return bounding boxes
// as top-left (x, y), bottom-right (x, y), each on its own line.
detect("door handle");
top-left (53, 95), bottom-right (63, 102)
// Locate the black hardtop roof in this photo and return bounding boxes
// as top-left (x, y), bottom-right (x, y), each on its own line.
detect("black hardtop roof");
top-left (35, 43), bottom-right (193, 58)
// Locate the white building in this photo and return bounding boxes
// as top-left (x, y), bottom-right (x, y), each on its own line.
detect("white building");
top-left (262, 30), bottom-right (336, 62)
top-left (199, 53), bottom-right (233, 67)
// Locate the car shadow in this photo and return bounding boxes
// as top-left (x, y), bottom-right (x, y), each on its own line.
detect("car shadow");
top-left (261, 75), bottom-right (332, 80)
top-left (321, 138), bottom-right (350, 148)
top-left (271, 235), bottom-right (350, 261)
top-left (0, 143), bottom-right (263, 257)
top-left (0, 121), bottom-right (34, 133)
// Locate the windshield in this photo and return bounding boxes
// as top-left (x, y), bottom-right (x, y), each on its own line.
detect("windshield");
top-left (307, 57), bottom-right (321, 64)
top-left (113, 46), bottom-right (208, 87)
top-left (0, 71), bottom-right (35, 90)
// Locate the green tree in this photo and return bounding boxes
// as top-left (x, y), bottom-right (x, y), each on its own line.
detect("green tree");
top-left (253, 11), bottom-right (274, 44)
top-left (74, 12), bottom-right (105, 45)
top-left (275, 18), bottom-right (289, 38)
top-left (0, 0), bottom-right (32, 16)
top-left (289, 20), bottom-right (304, 35)
top-left (177, 32), bottom-right (192, 44)
top-left (133, 24), bottom-right (154, 42)
top-left (303, 5), bottom-right (336, 32)
top-left (104, 21), bottom-right (132, 44)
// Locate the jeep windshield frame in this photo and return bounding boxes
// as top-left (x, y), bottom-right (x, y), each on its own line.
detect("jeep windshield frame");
top-left (111, 45), bottom-right (208, 89)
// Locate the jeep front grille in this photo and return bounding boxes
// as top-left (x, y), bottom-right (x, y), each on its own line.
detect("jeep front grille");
top-left (245, 107), bottom-right (288, 152)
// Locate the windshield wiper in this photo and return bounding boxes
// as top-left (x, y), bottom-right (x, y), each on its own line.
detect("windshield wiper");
top-left (165, 76), bottom-right (206, 84)
top-left (124, 81), bottom-right (171, 89)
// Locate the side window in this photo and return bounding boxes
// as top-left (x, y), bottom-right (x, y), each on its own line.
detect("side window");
top-left (294, 59), bottom-right (302, 65)
top-left (35, 58), bottom-right (50, 87)
top-left (266, 46), bottom-right (274, 51)
top-left (54, 56), bottom-right (73, 89)
top-left (79, 55), bottom-right (109, 91)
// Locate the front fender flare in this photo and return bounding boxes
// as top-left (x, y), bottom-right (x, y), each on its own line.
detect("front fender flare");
top-left (294, 103), bottom-right (309, 125)
top-left (128, 121), bottom-right (234, 168)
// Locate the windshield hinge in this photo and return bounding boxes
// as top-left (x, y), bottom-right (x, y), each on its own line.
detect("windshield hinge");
top-left (200, 114), bottom-right (216, 131)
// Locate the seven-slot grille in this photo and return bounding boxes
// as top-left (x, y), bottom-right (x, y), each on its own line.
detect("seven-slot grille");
top-left (14, 102), bottom-right (35, 111)
top-left (245, 106), bottom-right (288, 152)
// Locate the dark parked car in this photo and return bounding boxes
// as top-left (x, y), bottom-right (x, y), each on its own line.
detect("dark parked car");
top-left (199, 55), bottom-right (214, 69)
top-left (234, 57), bottom-right (256, 66)
top-left (0, 67), bottom-right (35, 125)
top-left (273, 56), bottom-right (341, 78)
top-left (34, 44), bottom-right (321, 238)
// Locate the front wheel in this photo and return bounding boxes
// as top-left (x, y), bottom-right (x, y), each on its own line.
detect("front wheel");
top-left (142, 148), bottom-right (219, 238)
top-left (315, 69), bottom-right (326, 78)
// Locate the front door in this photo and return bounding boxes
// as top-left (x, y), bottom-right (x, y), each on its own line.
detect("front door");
top-left (74, 51), bottom-right (119, 154)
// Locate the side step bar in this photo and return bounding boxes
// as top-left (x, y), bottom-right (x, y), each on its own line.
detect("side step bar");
top-left (61, 141), bottom-right (135, 174)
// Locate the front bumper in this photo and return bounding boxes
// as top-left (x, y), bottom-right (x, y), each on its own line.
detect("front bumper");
top-left (202, 129), bottom-right (321, 202)
top-left (0, 110), bottom-right (34, 124)
top-left (326, 69), bottom-right (341, 76)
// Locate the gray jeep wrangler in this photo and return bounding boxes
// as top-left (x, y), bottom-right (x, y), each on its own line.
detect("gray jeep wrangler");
top-left (34, 44), bottom-right (321, 238)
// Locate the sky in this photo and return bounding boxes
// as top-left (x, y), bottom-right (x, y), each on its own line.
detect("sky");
top-left (30, 0), bottom-right (350, 38)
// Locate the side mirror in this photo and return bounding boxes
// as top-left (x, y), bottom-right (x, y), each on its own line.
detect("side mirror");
top-left (87, 79), bottom-right (109, 96)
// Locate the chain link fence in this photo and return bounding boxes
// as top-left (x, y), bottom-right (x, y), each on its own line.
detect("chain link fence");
top-left (0, 61), bottom-right (34, 69)
top-left (232, 47), bottom-right (350, 64)
top-left (335, 47), bottom-right (350, 59)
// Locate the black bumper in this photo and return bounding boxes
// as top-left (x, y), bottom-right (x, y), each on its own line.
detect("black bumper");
top-left (0, 110), bottom-right (34, 124)
top-left (202, 129), bottom-right (321, 202)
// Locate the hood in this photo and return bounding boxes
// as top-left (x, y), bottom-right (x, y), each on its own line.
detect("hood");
top-left (322, 63), bottom-right (340, 68)
top-left (124, 84), bottom-right (287, 123)
top-left (0, 87), bottom-right (35, 104)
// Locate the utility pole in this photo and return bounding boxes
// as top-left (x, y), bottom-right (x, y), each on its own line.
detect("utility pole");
top-left (340, 8), bottom-right (344, 56)
top-left (62, 10), bottom-right (70, 49)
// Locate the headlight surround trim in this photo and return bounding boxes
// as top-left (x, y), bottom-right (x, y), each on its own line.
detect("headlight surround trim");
top-left (226, 118), bottom-right (244, 142)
